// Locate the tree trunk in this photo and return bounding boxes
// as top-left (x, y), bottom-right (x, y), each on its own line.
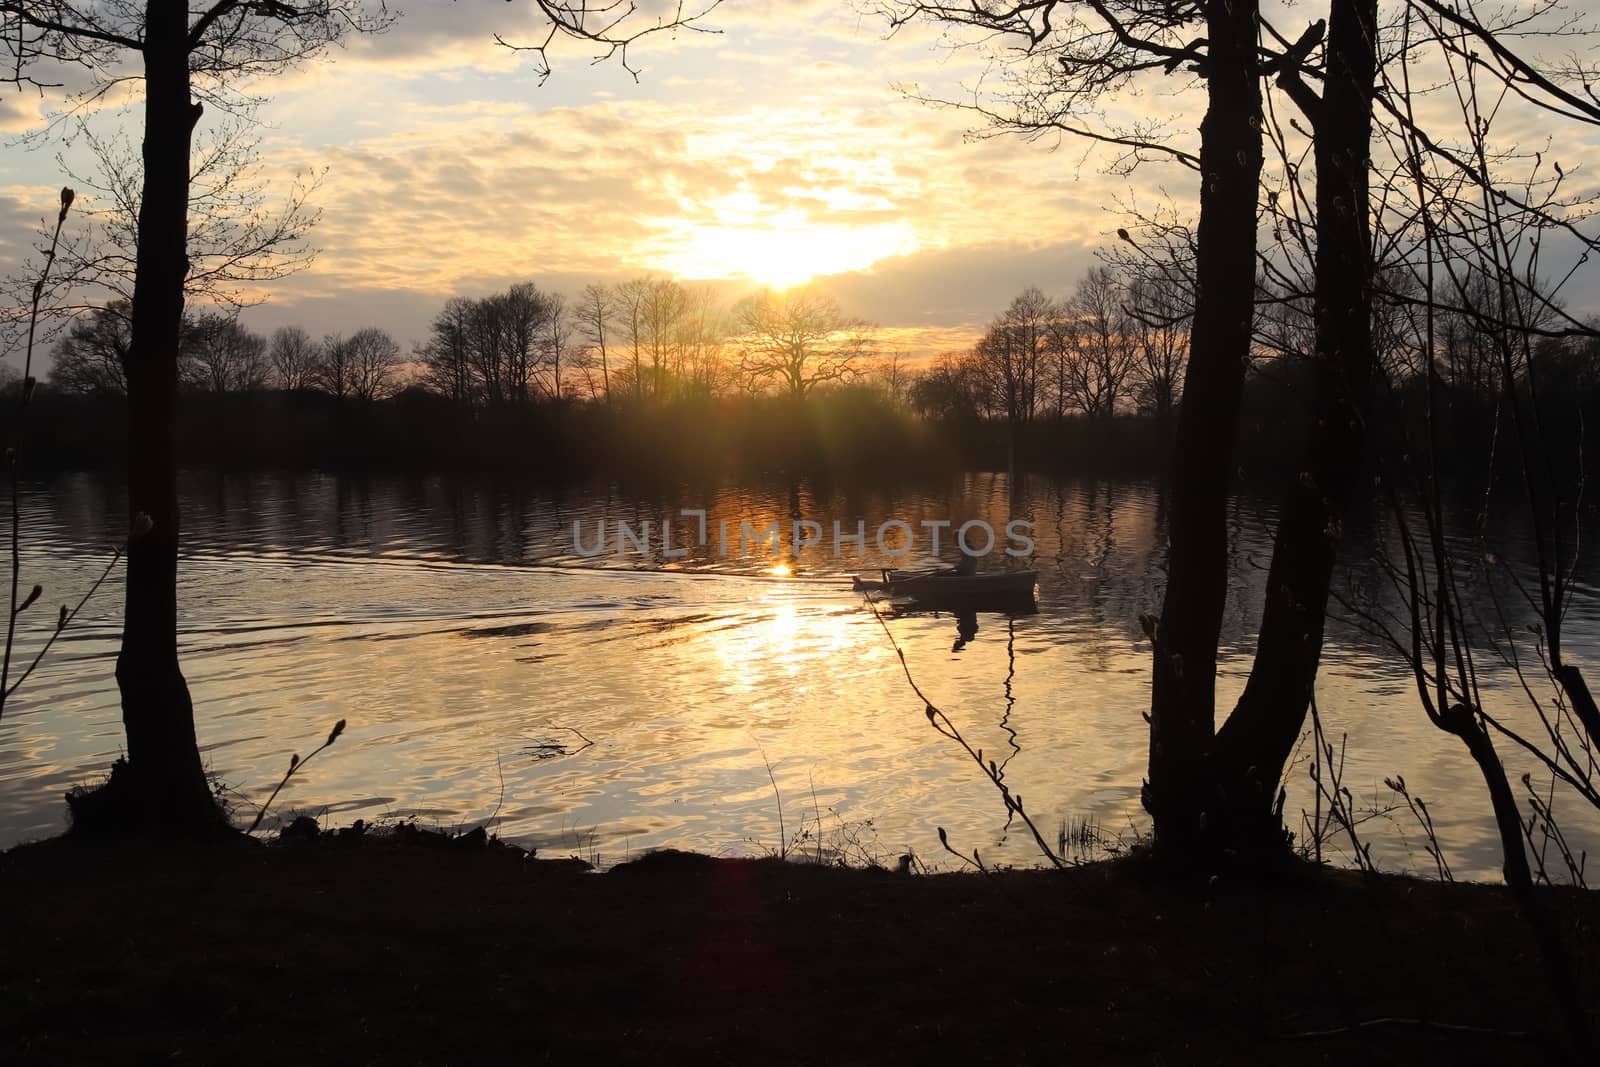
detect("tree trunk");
top-left (1143, 0), bottom-right (1264, 862)
top-left (1443, 704), bottom-right (1592, 1052)
top-left (112, 0), bottom-right (222, 835)
top-left (1211, 0), bottom-right (1379, 855)
top-left (1006, 416), bottom-right (1016, 488)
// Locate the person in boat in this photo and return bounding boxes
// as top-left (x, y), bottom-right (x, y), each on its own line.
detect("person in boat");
top-left (940, 531), bottom-right (979, 572)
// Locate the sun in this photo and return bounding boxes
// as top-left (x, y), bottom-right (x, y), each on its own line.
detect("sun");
top-left (654, 197), bottom-right (916, 289)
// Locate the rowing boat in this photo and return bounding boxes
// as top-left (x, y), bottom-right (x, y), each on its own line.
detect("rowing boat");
top-left (850, 567), bottom-right (1038, 599)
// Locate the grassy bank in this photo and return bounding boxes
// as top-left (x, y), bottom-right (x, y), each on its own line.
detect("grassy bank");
top-left (3, 834), bottom-right (1595, 1064)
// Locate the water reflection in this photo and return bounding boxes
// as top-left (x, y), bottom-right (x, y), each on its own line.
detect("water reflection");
top-left (0, 469), bottom-right (1594, 879)
top-left (952, 611), bottom-right (979, 653)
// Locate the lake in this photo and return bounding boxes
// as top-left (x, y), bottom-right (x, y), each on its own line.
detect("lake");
top-left (2, 469), bottom-right (1596, 879)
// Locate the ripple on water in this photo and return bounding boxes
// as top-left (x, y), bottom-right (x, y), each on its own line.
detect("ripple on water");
top-left (0, 472), bottom-right (1596, 879)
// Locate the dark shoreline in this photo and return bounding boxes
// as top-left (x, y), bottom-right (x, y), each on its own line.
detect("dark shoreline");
top-left (13, 374), bottom-right (1574, 508)
top-left (2, 833), bottom-right (1594, 1064)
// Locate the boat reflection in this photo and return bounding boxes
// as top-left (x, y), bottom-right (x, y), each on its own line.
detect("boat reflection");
top-left (886, 602), bottom-right (1030, 801)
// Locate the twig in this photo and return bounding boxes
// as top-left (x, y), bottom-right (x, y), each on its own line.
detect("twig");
top-left (1274, 1016), bottom-right (1535, 1041)
top-left (3, 546), bottom-right (121, 701)
top-left (810, 769), bottom-right (823, 866)
top-left (245, 718), bottom-right (346, 835)
top-left (1307, 696), bottom-right (1376, 875)
top-left (1384, 774), bottom-right (1453, 882)
top-left (495, 0), bottom-right (724, 83)
top-left (556, 725), bottom-right (595, 752)
top-left (1, 186), bottom-right (73, 726)
top-left (1520, 771), bottom-right (1587, 888)
top-left (865, 596), bottom-right (1065, 868)
top-left (525, 725), bottom-right (595, 760)
top-left (753, 735), bottom-right (785, 860)
top-left (485, 752), bottom-right (506, 833)
top-left (936, 826), bottom-right (987, 873)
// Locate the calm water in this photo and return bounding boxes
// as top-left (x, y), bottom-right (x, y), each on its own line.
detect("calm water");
top-left (2, 470), bottom-right (1596, 879)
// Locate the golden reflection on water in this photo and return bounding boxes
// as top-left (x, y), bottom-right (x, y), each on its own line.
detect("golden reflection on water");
top-left (0, 471), bottom-right (1596, 879)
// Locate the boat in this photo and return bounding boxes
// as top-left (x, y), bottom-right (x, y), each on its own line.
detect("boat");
top-left (851, 566), bottom-right (1038, 602)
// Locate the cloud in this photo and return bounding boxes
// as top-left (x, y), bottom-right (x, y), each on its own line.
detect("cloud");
top-left (243, 83), bottom-right (1143, 304)
top-left (0, 185), bottom-right (58, 263)
top-left (7, 0), bottom-right (1595, 390)
top-left (0, 96), bottom-right (44, 134)
top-left (826, 240), bottom-right (1102, 326)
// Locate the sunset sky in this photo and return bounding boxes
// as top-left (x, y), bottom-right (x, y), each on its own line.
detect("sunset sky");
top-left (2, 0), bottom-right (1597, 367)
top-left (0, 1), bottom-right (1202, 364)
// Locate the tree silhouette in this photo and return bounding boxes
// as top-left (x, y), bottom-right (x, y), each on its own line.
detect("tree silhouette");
top-left (346, 326), bottom-right (399, 403)
top-left (1060, 267), bottom-right (1138, 419)
top-left (574, 282), bottom-right (616, 401)
top-left (735, 287), bottom-right (874, 399)
top-left (973, 286), bottom-right (1048, 473)
top-left (185, 312), bottom-right (266, 394)
top-left (49, 300), bottom-right (133, 396)
top-left (268, 325), bottom-right (318, 392)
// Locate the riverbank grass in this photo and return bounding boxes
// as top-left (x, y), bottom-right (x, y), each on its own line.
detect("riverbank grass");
top-left (1, 834), bottom-right (1594, 1064)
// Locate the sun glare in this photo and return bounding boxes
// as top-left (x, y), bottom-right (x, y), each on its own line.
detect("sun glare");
top-left (655, 200), bottom-right (916, 289)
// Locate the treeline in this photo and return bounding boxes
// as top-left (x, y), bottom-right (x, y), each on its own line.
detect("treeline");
top-left (13, 381), bottom-right (968, 479)
top-left (33, 250), bottom-right (1204, 423)
top-left (39, 255), bottom-right (1194, 422)
top-left (26, 259), bottom-right (1600, 482)
top-left (50, 300), bottom-right (405, 402)
top-left (19, 266), bottom-right (1179, 476)
top-left (9, 357), bottom-right (1339, 481)
top-left (415, 260), bottom-right (1186, 420)
top-left (45, 280), bottom-right (875, 406)
top-left (417, 279), bottom-right (874, 404)
top-left (911, 265), bottom-right (1189, 425)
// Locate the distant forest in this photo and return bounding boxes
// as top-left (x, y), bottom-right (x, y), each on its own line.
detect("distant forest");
top-left (9, 247), bottom-right (1599, 484)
